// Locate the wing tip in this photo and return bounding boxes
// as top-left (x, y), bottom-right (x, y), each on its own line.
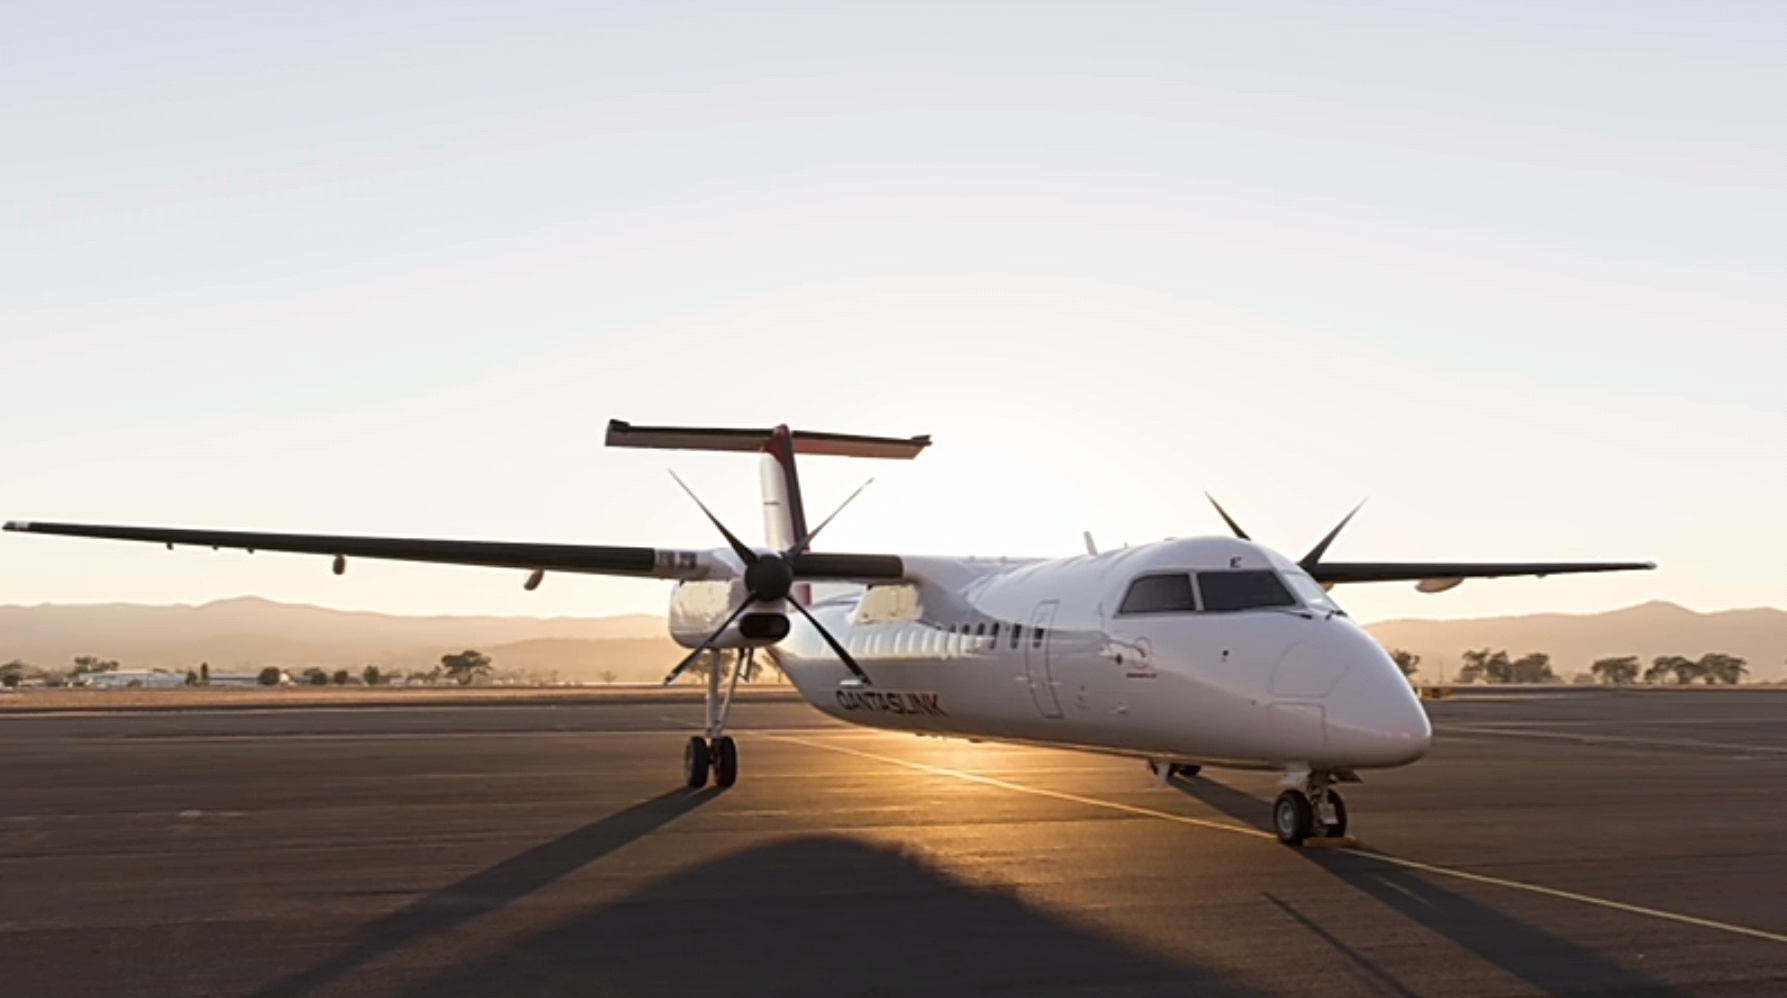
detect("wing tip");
top-left (3, 521), bottom-right (27, 532)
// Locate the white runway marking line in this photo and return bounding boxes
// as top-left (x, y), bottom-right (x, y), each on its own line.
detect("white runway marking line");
top-left (771, 734), bottom-right (1787, 949)
top-left (1442, 723), bottom-right (1787, 756)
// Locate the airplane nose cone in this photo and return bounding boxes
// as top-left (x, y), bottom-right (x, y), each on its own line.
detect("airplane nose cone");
top-left (1322, 660), bottom-right (1433, 768)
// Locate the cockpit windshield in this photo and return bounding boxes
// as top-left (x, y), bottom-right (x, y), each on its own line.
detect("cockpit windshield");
top-left (1280, 569), bottom-right (1343, 615)
top-left (1117, 573), bottom-right (1196, 614)
top-left (1114, 568), bottom-right (1342, 616)
top-left (1197, 570), bottom-right (1298, 613)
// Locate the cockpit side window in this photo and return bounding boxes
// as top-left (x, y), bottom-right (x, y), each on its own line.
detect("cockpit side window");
top-left (1281, 569), bottom-right (1342, 614)
top-left (1197, 570), bottom-right (1297, 613)
top-left (1117, 573), bottom-right (1196, 615)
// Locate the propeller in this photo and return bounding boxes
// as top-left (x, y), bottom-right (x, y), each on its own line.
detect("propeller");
top-left (1300, 501), bottom-right (1365, 569)
top-left (789, 478), bottom-right (873, 555)
top-left (1204, 493), bottom-right (1364, 571)
top-left (662, 473), bottom-right (873, 686)
top-left (1204, 492), bottom-right (1252, 541)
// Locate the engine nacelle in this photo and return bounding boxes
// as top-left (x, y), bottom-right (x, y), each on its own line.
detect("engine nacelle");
top-left (668, 579), bottom-right (789, 649)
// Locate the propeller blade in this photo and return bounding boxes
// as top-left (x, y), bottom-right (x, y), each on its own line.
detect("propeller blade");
top-left (1205, 493), bottom-right (1251, 540)
top-left (788, 599), bottom-right (872, 685)
top-left (668, 470), bottom-right (758, 565)
top-left (1301, 500), bottom-right (1366, 567)
top-left (789, 478), bottom-right (874, 555)
top-left (661, 599), bottom-right (755, 686)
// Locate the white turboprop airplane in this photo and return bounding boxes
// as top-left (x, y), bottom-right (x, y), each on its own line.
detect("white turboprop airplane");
top-left (4, 421), bottom-right (1654, 845)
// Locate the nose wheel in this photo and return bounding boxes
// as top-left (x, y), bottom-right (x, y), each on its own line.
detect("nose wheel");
top-left (1272, 770), bottom-right (1352, 845)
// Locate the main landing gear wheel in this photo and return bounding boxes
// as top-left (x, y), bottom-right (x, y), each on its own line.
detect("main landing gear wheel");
top-left (712, 735), bottom-right (739, 787)
top-left (1322, 790), bottom-right (1349, 839)
top-left (683, 736), bottom-right (711, 789)
top-left (1273, 790), bottom-right (1314, 846)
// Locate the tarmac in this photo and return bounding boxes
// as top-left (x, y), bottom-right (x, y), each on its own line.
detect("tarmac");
top-left (4, 688), bottom-right (1787, 997)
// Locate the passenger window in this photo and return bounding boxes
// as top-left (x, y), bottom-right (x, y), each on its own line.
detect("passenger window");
top-left (1198, 570), bottom-right (1298, 612)
top-left (1117, 574), bottom-right (1196, 615)
top-left (975, 623), bottom-right (986, 637)
top-left (989, 623), bottom-right (1000, 644)
top-left (1010, 624), bottom-right (1023, 649)
top-left (1032, 627), bottom-right (1045, 648)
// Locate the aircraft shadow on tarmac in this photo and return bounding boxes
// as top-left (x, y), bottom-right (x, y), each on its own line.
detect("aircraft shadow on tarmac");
top-left (1170, 777), bottom-right (1691, 998)
top-left (250, 787), bottom-right (727, 998)
top-left (252, 792), bottom-right (1263, 998)
top-left (385, 835), bottom-right (1263, 998)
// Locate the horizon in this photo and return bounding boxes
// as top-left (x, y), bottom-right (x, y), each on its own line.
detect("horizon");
top-left (0, 592), bottom-right (1777, 626)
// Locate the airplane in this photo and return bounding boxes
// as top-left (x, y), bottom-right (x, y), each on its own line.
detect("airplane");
top-left (4, 420), bottom-right (1654, 846)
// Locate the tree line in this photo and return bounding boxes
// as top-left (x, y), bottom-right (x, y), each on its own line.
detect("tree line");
top-left (1, 650), bottom-right (500, 689)
top-left (262, 650), bottom-right (495, 687)
top-left (1388, 648), bottom-right (1753, 685)
top-left (1, 656), bottom-right (122, 688)
top-left (1588, 653), bottom-right (1747, 685)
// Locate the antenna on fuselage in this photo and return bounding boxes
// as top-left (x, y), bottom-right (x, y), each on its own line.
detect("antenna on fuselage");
top-left (1082, 531), bottom-right (1098, 555)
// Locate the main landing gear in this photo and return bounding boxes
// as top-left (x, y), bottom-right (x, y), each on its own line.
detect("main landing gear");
top-left (684, 734), bottom-right (738, 788)
top-left (683, 648), bottom-right (750, 789)
top-left (1272, 769), bottom-right (1356, 846)
top-left (1146, 760), bottom-right (1202, 785)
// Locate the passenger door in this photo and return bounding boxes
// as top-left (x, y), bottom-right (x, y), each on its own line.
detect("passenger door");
top-left (1025, 601), bottom-right (1063, 719)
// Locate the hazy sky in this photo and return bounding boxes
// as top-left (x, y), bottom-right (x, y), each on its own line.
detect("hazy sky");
top-left (5, 3), bottom-right (1784, 624)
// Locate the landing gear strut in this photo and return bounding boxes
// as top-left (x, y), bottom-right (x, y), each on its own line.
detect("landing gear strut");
top-left (684, 648), bottom-right (749, 789)
top-left (1272, 769), bottom-right (1353, 846)
top-left (1146, 760), bottom-right (1202, 785)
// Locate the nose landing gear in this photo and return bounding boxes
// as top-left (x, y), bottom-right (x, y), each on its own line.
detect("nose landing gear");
top-left (682, 648), bottom-right (749, 789)
top-left (1272, 769), bottom-right (1355, 845)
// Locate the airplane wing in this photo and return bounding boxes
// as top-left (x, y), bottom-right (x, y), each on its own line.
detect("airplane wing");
top-left (1, 521), bottom-right (904, 582)
top-left (1307, 561), bottom-right (1655, 586)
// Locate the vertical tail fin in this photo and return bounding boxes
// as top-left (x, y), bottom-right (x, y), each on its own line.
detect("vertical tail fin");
top-left (760, 425), bottom-right (806, 551)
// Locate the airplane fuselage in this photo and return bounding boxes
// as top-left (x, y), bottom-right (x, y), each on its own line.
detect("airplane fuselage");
top-left (682, 535), bottom-right (1433, 773)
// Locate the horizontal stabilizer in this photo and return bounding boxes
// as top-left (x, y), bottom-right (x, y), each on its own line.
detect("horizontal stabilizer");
top-left (606, 420), bottom-right (929, 460)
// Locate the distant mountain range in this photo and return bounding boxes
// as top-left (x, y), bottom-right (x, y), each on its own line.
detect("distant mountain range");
top-left (2, 597), bottom-right (1783, 684)
top-left (1368, 601), bottom-right (1787, 683)
top-left (0, 597), bottom-right (680, 683)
